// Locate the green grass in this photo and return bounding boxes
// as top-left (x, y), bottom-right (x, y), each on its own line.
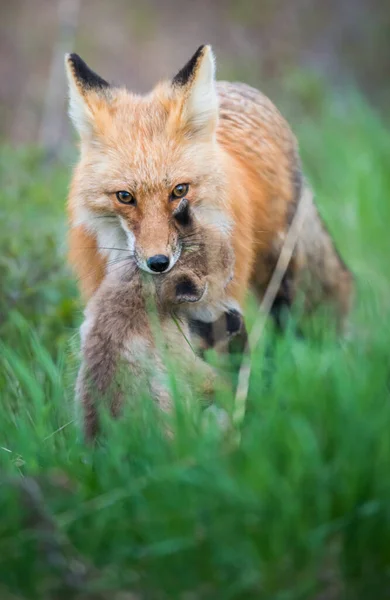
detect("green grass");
top-left (0, 93), bottom-right (389, 599)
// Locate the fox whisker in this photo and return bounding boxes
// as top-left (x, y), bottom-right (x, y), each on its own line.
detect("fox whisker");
top-left (93, 215), bottom-right (118, 219)
top-left (74, 246), bottom-right (130, 252)
top-left (96, 246), bottom-right (130, 252)
top-left (81, 255), bottom-right (135, 281)
top-left (106, 257), bottom-right (137, 277)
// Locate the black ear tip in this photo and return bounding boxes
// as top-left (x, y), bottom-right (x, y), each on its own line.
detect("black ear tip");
top-left (65, 53), bottom-right (110, 90)
top-left (66, 52), bottom-right (83, 70)
top-left (67, 52), bottom-right (80, 63)
top-left (172, 45), bottom-right (209, 87)
top-left (196, 44), bottom-right (206, 54)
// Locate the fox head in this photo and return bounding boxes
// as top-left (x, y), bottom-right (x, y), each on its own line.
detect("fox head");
top-left (66, 46), bottom-right (231, 275)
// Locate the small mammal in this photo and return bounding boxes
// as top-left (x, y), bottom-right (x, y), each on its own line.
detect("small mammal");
top-left (76, 200), bottom-right (242, 440)
top-left (65, 45), bottom-right (353, 336)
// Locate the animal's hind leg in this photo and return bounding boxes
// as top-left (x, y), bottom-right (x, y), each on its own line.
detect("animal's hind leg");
top-left (76, 358), bottom-right (125, 442)
top-left (76, 317), bottom-right (125, 442)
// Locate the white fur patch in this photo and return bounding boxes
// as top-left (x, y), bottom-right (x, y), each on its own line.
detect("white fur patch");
top-left (65, 55), bottom-right (93, 137)
top-left (119, 217), bottom-right (136, 254)
top-left (79, 313), bottom-right (93, 348)
top-left (195, 205), bottom-right (233, 235)
top-left (184, 47), bottom-right (218, 134)
top-left (95, 219), bottom-right (128, 267)
top-left (74, 205), bottom-right (129, 266)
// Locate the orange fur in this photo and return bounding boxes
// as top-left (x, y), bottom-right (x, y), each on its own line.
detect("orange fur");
top-left (66, 48), bottom-right (353, 326)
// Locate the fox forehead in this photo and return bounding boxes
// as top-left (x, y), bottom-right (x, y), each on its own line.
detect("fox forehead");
top-left (85, 142), bottom-right (204, 196)
top-left (83, 105), bottom-right (214, 195)
top-left (99, 90), bottom-right (168, 142)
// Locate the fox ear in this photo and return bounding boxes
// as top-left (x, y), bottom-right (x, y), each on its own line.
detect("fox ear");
top-left (172, 45), bottom-right (218, 137)
top-left (65, 53), bottom-right (110, 137)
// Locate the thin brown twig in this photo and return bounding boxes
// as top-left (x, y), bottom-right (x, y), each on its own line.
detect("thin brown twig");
top-left (233, 186), bottom-right (312, 429)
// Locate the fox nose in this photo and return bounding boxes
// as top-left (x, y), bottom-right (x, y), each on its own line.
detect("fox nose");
top-left (147, 254), bottom-right (170, 273)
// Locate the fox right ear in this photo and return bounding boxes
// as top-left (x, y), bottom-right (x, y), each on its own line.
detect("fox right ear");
top-left (172, 45), bottom-right (218, 138)
top-left (65, 53), bottom-right (110, 137)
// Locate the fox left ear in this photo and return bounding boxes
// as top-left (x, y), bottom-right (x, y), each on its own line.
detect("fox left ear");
top-left (65, 53), bottom-right (111, 137)
top-left (172, 45), bottom-right (218, 137)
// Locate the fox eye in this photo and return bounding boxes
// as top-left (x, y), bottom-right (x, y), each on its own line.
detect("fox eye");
top-left (171, 183), bottom-right (189, 200)
top-left (116, 191), bottom-right (136, 206)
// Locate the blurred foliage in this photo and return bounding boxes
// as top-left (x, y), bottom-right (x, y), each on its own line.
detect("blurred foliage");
top-left (0, 91), bottom-right (390, 598)
top-left (2, 0), bottom-right (390, 145)
top-left (0, 147), bottom-right (80, 355)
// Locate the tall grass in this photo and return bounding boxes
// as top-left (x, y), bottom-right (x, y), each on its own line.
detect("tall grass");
top-left (0, 93), bottom-right (389, 599)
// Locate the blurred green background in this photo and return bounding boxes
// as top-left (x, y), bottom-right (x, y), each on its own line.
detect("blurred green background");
top-left (1, 2), bottom-right (390, 599)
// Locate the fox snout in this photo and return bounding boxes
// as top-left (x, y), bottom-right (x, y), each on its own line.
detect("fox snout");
top-left (134, 244), bottom-right (182, 275)
top-left (132, 210), bottom-right (192, 274)
top-left (147, 254), bottom-right (170, 273)
top-left (120, 199), bottom-right (193, 275)
top-left (128, 221), bottom-right (182, 275)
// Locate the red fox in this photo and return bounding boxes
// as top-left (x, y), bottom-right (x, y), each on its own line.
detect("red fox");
top-left (65, 45), bottom-right (353, 337)
top-left (76, 203), bottom-right (239, 439)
